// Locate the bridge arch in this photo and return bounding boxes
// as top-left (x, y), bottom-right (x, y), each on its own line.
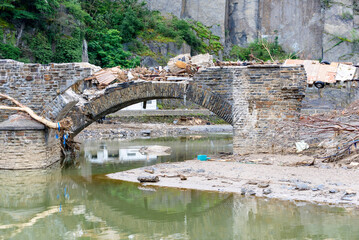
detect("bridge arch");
top-left (47, 81), bottom-right (233, 137)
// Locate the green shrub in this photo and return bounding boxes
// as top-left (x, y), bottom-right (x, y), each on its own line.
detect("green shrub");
top-left (228, 38), bottom-right (296, 62)
top-left (29, 33), bottom-right (53, 64)
top-left (0, 43), bottom-right (21, 59)
top-left (53, 28), bottom-right (82, 63)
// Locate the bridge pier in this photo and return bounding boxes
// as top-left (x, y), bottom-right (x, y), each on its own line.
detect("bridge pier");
top-left (0, 114), bottom-right (61, 169)
top-left (194, 65), bottom-right (306, 155)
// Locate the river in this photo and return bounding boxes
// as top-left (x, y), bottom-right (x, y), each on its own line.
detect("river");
top-left (1, 134), bottom-right (359, 239)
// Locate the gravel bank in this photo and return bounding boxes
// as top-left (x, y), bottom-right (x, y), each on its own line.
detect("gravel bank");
top-left (108, 154), bottom-right (359, 208)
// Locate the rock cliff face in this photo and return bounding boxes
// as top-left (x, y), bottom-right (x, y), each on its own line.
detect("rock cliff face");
top-left (146, 0), bottom-right (359, 62)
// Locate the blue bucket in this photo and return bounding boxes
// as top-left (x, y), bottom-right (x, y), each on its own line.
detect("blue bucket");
top-left (197, 155), bottom-right (210, 161)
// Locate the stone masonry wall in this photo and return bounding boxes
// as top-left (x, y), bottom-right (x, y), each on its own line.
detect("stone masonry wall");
top-left (192, 65), bottom-right (306, 154)
top-left (0, 130), bottom-right (61, 169)
top-left (302, 82), bottom-right (359, 115)
top-left (232, 65), bottom-right (307, 154)
top-left (193, 68), bottom-right (234, 104)
top-left (0, 59), bottom-right (98, 121)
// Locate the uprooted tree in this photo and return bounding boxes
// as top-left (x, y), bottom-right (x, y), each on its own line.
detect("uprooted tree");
top-left (0, 93), bottom-right (72, 130)
top-left (0, 93), bottom-right (77, 158)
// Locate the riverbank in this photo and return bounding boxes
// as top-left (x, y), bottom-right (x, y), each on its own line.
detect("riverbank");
top-left (107, 154), bottom-right (359, 208)
top-left (76, 122), bottom-right (233, 140)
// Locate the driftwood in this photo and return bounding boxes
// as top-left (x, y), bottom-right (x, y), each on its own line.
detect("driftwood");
top-left (158, 174), bottom-right (187, 180)
top-left (137, 175), bottom-right (160, 183)
top-left (249, 53), bottom-right (264, 64)
top-left (262, 41), bottom-right (275, 62)
top-left (301, 115), bottom-right (359, 136)
top-left (0, 93), bottom-right (72, 130)
top-left (300, 105), bottom-right (359, 162)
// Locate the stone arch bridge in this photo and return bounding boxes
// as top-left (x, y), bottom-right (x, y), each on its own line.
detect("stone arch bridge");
top-left (0, 60), bottom-right (306, 169)
top-left (44, 80), bottom-right (233, 137)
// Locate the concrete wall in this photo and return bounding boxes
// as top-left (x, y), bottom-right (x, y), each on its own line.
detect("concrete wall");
top-left (0, 60), bottom-right (98, 121)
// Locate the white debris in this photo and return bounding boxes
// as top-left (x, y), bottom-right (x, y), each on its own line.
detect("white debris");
top-left (127, 71), bottom-right (134, 80)
top-left (295, 141), bottom-right (309, 153)
top-left (336, 64), bottom-right (357, 82)
top-left (191, 53), bottom-right (214, 69)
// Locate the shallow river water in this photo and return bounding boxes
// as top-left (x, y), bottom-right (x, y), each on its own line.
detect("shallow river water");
top-left (1, 134), bottom-right (359, 239)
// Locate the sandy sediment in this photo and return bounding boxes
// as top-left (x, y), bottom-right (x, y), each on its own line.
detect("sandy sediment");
top-left (107, 154), bottom-right (359, 208)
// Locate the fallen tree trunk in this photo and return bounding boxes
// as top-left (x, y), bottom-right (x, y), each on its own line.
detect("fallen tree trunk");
top-left (0, 93), bottom-right (71, 130)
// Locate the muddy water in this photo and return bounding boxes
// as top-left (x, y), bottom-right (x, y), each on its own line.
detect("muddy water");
top-left (1, 135), bottom-right (359, 239)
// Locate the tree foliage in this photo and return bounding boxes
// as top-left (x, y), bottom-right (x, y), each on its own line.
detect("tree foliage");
top-left (88, 29), bottom-right (140, 68)
top-left (0, 0), bottom-right (224, 67)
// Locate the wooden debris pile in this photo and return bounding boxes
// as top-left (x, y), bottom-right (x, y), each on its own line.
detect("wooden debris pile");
top-left (84, 65), bottom-right (195, 89)
top-left (84, 53), bottom-right (216, 89)
top-left (298, 101), bottom-right (359, 162)
top-left (214, 60), bottom-right (279, 67)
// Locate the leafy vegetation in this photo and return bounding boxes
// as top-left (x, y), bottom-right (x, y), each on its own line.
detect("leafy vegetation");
top-left (341, 11), bottom-right (353, 21)
top-left (0, 0), bottom-right (223, 68)
top-left (320, 0), bottom-right (333, 9)
top-left (88, 29), bottom-right (140, 68)
top-left (227, 37), bottom-right (296, 62)
top-left (0, 43), bottom-right (20, 59)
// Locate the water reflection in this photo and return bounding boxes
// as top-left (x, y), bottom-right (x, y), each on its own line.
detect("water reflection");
top-left (85, 144), bottom-right (158, 164)
top-left (79, 135), bottom-right (233, 176)
top-left (2, 173), bottom-right (359, 240)
top-left (1, 135), bottom-right (359, 239)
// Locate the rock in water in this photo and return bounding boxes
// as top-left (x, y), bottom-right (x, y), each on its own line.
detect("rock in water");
top-left (247, 190), bottom-right (256, 196)
top-left (137, 176), bottom-right (159, 183)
